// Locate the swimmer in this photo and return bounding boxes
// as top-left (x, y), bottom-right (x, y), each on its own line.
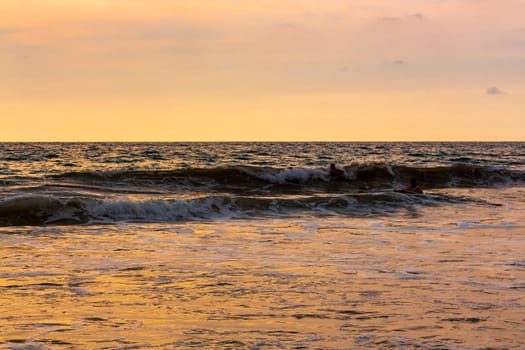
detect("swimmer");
top-left (328, 163), bottom-right (347, 181)
top-left (395, 177), bottom-right (423, 194)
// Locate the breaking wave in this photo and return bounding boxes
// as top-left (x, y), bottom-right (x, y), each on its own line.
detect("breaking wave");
top-left (50, 164), bottom-right (525, 191)
top-left (0, 163), bottom-right (519, 226)
top-left (0, 191), bottom-right (497, 227)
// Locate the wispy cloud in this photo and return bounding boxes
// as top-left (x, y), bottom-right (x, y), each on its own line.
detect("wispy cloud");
top-left (486, 86), bottom-right (504, 95)
top-left (408, 13), bottom-right (425, 21)
top-left (381, 13), bottom-right (425, 22)
top-left (381, 17), bottom-right (401, 22)
top-left (0, 27), bottom-right (20, 37)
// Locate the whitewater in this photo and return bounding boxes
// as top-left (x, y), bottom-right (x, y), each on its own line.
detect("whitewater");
top-left (0, 142), bottom-right (524, 349)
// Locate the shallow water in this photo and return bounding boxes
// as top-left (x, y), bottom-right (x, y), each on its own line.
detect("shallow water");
top-left (1, 188), bottom-right (524, 349)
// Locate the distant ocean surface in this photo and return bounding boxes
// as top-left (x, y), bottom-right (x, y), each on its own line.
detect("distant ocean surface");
top-left (1, 142), bottom-right (524, 349)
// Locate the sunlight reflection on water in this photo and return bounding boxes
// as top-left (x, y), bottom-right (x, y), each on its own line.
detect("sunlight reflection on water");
top-left (1, 193), bottom-right (524, 349)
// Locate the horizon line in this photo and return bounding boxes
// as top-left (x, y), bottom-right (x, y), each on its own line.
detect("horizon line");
top-left (0, 140), bottom-right (523, 143)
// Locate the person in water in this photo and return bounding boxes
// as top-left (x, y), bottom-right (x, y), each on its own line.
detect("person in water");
top-left (397, 177), bottom-right (423, 194)
top-left (329, 163), bottom-right (346, 180)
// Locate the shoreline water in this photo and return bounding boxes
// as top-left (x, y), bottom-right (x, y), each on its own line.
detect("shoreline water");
top-left (1, 207), bottom-right (524, 349)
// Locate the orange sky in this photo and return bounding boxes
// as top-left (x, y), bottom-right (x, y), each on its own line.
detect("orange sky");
top-left (1, 0), bottom-right (524, 141)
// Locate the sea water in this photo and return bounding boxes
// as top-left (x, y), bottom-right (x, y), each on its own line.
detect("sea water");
top-left (0, 142), bottom-right (524, 349)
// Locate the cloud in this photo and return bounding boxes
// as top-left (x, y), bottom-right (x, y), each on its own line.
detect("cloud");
top-left (0, 27), bottom-right (20, 37)
top-left (486, 86), bottom-right (504, 95)
top-left (274, 21), bottom-right (298, 29)
top-left (408, 13), bottom-right (425, 21)
top-left (381, 17), bottom-right (401, 22)
top-left (0, 27), bottom-right (18, 33)
top-left (381, 13), bottom-right (425, 23)
top-left (393, 59), bottom-right (405, 65)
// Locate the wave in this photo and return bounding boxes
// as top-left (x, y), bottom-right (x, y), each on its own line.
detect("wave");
top-left (0, 192), bottom-right (496, 227)
top-left (0, 163), bottom-right (519, 226)
top-left (0, 195), bottom-right (233, 226)
top-left (49, 164), bottom-right (525, 192)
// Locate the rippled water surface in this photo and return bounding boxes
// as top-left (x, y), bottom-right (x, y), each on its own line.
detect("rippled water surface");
top-left (0, 143), bottom-right (524, 349)
top-left (1, 142), bottom-right (524, 177)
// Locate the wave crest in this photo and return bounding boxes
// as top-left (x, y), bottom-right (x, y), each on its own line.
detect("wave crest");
top-left (0, 191), bottom-right (496, 227)
top-left (52, 164), bottom-right (525, 190)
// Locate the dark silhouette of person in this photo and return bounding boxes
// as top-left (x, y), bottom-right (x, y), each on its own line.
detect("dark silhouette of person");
top-left (329, 163), bottom-right (346, 180)
top-left (396, 177), bottom-right (423, 194)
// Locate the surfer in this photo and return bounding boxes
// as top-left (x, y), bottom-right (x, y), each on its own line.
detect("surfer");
top-left (329, 163), bottom-right (347, 181)
top-left (396, 177), bottom-right (423, 194)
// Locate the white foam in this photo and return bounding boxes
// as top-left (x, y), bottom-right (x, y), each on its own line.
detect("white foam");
top-left (255, 168), bottom-right (330, 184)
top-left (386, 164), bottom-right (395, 176)
top-left (87, 196), bottom-right (237, 222)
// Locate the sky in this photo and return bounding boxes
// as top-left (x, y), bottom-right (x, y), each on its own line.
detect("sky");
top-left (0, 0), bottom-right (524, 141)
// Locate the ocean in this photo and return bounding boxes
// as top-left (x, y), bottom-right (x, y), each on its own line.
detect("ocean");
top-left (0, 142), bottom-right (524, 349)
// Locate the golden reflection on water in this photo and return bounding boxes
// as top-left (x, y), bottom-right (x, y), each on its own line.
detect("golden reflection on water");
top-left (0, 214), bottom-right (524, 349)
